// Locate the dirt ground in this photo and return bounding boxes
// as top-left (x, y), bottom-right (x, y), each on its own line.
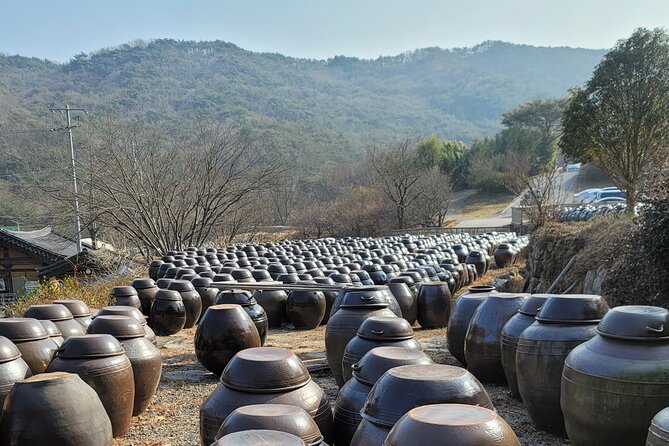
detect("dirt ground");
top-left (113, 322), bottom-right (570, 446)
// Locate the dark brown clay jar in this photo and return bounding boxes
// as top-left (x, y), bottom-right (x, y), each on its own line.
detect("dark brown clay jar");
top-left (195, 304), bottom-right (261, 377)
top-left (213, 430), bottom-right (306, 445)
top-left (24, 304), bottom-right (86, 339)
top-left (446, 285), bottom-right (497, 365)
top-left (131, 278), bottom-right (159, 317)
top-left (313, 277), bottom-right (337, 325)
top-left (38, 319), bottom-right (64, 346)
top-left (464, 293), bottom-right (527, 383)
top-left (325, 290), bottom-right (397, 389)
top-left (87, 315), bottom-right (162, 416)
top-left (200, 347), bottom-right (333, 446)
top-left (383, 404), bottom-right (520, 446)
top-left (416, 282), bottom-right (452, 329)
top-left (97, 305), bottom-right (156, 344)
top-left (494, 244), bottom-right (515, 268)
top-left (193, 277), bottom-right (220, 322)
top-left (341, 316), bottom-right (421, 383)
top-left (150, 289), bottom-right (187, 336)
top-left (216, 290), bottom-right (268, 345)
top-left (0, 335), bottom-right (32, 406)
top-left (334, 347), bottom-right (433, 446)
top-left (386, 282), bottom-right (416, 325)
top-left (562, 305), bottom-right (669, 446)
top-left (252, 289), bottom-right (289, 328)
top-left (0, 317), bottom-right (59, 374)
top-left (330, 286), bottom-right (402, 319)
top-left (167, 280), bottom-right (202, 328)
top-left (112, 286), bottom-right (142, 309)
top-left (648, 407), bottom-right (669, 446)
top-left (149, 260), bottom-right (163, 281)
top-left (0, 372), bottom-right (113, 446)
top-left (516, 294), bottom-right (609, 436)
top-left (215, 404), bottom-right (324, 445)
top-left (53, 299), bottom-right (93, 330)
top-left (500, 294), bottom-right (550, 400)
top-left (287, 290), bottom-right (326, 330)
top-left (46, 334), bottom-right (135, 438)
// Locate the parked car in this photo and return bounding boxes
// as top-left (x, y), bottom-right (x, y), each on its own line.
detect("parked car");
top-left (573, 188), bottom-right (602, 204)
top-left (593, 189), bottom-right (625, 201)
top-left (566, 163), bottom-right (582, 172)
top-left (594, 197), bottom-right (626, 205)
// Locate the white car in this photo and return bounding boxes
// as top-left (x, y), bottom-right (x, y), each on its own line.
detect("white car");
top-left (573, 188), bottom-right (601, 204)
top-left (566, 163), bottom-right (582, 172)
top-left (594, 197), bottom-right (626, 205)
top-left (593, 189), bottom-right (625, 201)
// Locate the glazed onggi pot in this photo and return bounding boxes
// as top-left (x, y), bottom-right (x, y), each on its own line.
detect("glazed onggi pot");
top-left (334, 347), bottom-right (433, 446)
top-left (562, 305), bottom-right (669, 445)
top-left (195, 304), bottom-right (261, 377)
top-left (0, 372), bottom-right (113, 446)
top-left (46, 334), bottom-right (135, 437)
top-left (167, 279), bottom-right (203, 328)
top-left (313, 277), bottom-right (337, 325)
top-left (446, 285), bottom-right (497, 365)
top-left (87, 315), bottom-right (162, 416)
top-left (149, 260), bottom-right (163, 280)
top-left (0, 317), bottom-right (59, 374)
top-left (341, 316), bottom-right (421, 383)
top-left (216, 290), bottom-right (268, 345)
top-left (111, 286), bottom-right (142, 309)
top-left (212, 429), bottom-right (306, 445)
top-left (464, 293), bottom-right (527, 383)
top-left (200, 347), bottom-right (333, 446)
top-left (150, 289), bottom-right (187, 336)
top-left (648, 407), bottom-right (669, 446)
top-left (287, 290), bottom-right (326, 330)
top-left (97, 305), bottom-right (156, 344)
top-left (38, 319), bottom-right (64, 346)
top-left (500, 294), bottom-right (550, 399)
top-left (214, 404), bottom-right (325, 445)
top-left (53, 299), bottom-right (93, 329)
top-left (252, 289), bottom-right (288, 328)
top-left (24, 304), bottom-right (86, 339)
top-left (330, 286), bottom-right (402, 319)
top-left (416, 282), bottom-right (452, 329)
top-left (0, 335), bottom-right (32, 407)
top-left (383, 404), bottom-right (520, 446)
top-left (386, 281), bottom-right (416, 325)
top-left (516, 294), bottom-right (609, 436)
top-left (131, 277), bottom-right (159, 317)
top-left (494, 244), bottom-right (515, 268)
top-left (325, 288), bottom-right (397, 388)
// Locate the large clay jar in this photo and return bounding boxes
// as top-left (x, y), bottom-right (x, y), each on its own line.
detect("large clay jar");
top-left (341, 316), bottom-right (421, 383)
top-left (516, 294), bottom-right (609, 436)
top-left (199, 347), bottom-right (333, 445)
top-left (287, 290), bottom-right (326, 330)
top-left (0, 372), bottom-right (113, 446)
top-left (47, 334), bottom-right (135, 437)
top-left (150, 289), bottom-right (187, 336)
top-left (131, 278), bottom-right (159, 317)
top-left (0, 336), bottom-right (31, 406)
top-left (53, 299), bottom-right (93, 329)
top-left (464, 292), bottom-right (526, 383)
top-left (250, 289), bottom-right (287, 329)
top-left (87, 315), bottom-right (162, 416)
top-left (215, 404), bottom-right (325, 445)
top-left (330, 286), bottom-right (402, 319)
top-left (446, 285), bottom-right (497, 365)
top-left (334, 347), bottom-right (433, 446)
top-left (350, 364), bottom-right (494, 446)
top-left (416, 282), bottom-right (452, 329)
top-left (216, 290), bottom-right (268, 345)
top-left (648, 407), bottom-right (669, 446)
top-left (384, 404), bottom-right (520, 446)
top-left (192, 277), bottom-right (219, 322)
top-left (167, 279), bottom-right (202, 328)
top-left (494, 244), bottom-right (515, 268)
top-left (213, 430), bottom-right (306, 445)
top-left (465, 250), bottom-right (487, 275)
top-left (24, 304), bottom-right (86, 339)
top-left (195, 304), bottom-right (261, 377)
top-left (39, 319), bottom-right (64, 346)
top-left (313, 277), bottom-right (337, 325)
top-left (0, 318), bottom-right (59, 374)
top-left (112, 286), bottom-right (142, 309)
top-left (387, 281), bottom-right (416, 325)
top-left (562, 305), bottom-right (669, 445)
top-left (149, 260), bottom-right (163, 281)
top-left (500, 294), bottom-right (549, 399)
top-left (326, 288), bottom-right (397, 388)
top-left (97, 305), bottom-right (156, 344)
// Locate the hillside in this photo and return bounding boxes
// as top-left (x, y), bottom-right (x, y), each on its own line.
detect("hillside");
top-left (0, 39), bottom-right (606, 170)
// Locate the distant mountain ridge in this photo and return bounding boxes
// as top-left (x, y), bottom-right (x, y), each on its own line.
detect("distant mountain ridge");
top-left (0, 39), bottom-right (606, 170)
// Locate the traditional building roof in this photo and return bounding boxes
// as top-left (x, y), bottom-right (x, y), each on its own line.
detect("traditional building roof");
top-left (0, 227), bottom-right (93, 266)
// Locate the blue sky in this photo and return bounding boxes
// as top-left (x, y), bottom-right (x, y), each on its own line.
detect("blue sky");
top-left (2, 0), bottom-right (668, 62)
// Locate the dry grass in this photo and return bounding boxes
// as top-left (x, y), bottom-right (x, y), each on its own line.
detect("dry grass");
top-left (460, 191), bottom-right (516, 217)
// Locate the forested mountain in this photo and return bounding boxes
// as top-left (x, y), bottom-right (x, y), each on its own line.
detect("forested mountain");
top-left (0, 39), bottom-right (605, 170)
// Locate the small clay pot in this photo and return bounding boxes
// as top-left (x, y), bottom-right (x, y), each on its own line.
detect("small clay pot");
top-left (150, 290), bottom-right (187, 336)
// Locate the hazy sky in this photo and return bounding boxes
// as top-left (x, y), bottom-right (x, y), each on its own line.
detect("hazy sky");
top-left (2, 0), bottom-right (668, 62)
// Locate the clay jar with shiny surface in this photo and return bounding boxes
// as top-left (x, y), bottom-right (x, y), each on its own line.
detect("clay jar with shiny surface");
top-left (39, 319), bottom-right (64, 346)
top-left (216, 290), bottom-right (269, 345)
top-left (287, 290), bottom-right (326, 330)
top-left (0, 372), bottom-right (113, 446)
top-left (0, 317), bottom-right (59, 374)
top-left (150, 290), bottom-right (187, 336)
top-left (131, 278), bottom-right (159, 317)
top-left (192, 277), bottom-right (219, 321)
top-left (87, 315), bottom-right (162, 416)
top-left (213, 430), bottom-right (306, 446)
top-left (46, 334), bottom-right (135, 437)
top-left (252, 289), bottom-right (288, 328)
top-left (562, 305), bottom-right (669, 446)
top-left (112, 286), bottom-right (142, 309)
top-left (97, 305), bottom-right (156, 344)
top-left (0, 335), bottom-right (32, 406)
top-left (195, 304), bottom-right (261, 377)
top-left (446, 285), bottom-right (497, 365)
top-left (383, 404), bottom-right (520, 446)
top-left (24, 304), bottom-right (86, 339)
top-left (199, 347), bottom-right (333, 446)
top-left (167, 279), bottom-right (202, 328)
top-left (648, 407), bottom-right (669, 446)
top-left (416, 282), bottom-right (452, 329)
top-left (516, 294), bottom-right (609, 436)
top-left (464, 292), bottom-right (527, 383)
top-left (52, 299), bottom-right (93, 329)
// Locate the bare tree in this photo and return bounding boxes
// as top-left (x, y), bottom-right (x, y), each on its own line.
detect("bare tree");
top-left (268, 174), bottom-right (299, 226)
top-left (411, 169), bottom-right (453, 227)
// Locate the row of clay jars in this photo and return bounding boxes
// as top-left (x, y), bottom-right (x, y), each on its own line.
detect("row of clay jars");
top-left (0, 318), bottom-right (60, 374)
top-left (23, 304), bottom-right (86, 339)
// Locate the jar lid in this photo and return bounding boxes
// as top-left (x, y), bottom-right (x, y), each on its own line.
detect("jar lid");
top-left (352, 346), bottom-right (433, 386)
top-left (52, 299), bottom-right (91, 317)
top-left (191, 277), bottom-right (213, 288)
top-left (0, 335), bottom-right (22, 363)
top-left (536, 295), bottom-right (609, 323)
top-left (131, 278), bottom-right (157, 290)
top-left (111, 286), bottom-right (138, 298)
top-left (357, 316), bottom-right (414, 341)
top-left (57, 334), bottom-right (125, 359)
top-left (518, 294), bottom-right (550, 316)
top-left (87, 315), bottom-right (146, 339)
top-left (167, 279), bottom-right (196, 292)
top-left (216, 290), bottom-right (257, 306)
top-left (39, 320), bottom-right (63, 338)
top-left (338, 287), bottom-right (390, 308)
top-left (24, 304), bottom-right (74, 322)
top-left (596, 305), bottom-right (669, 340)
top-left (214, 430), bottom-right (306, 446)
top-left (0, 317), bottom-right (49, 341)
top-left (153, 289), bottom-right (183, 302)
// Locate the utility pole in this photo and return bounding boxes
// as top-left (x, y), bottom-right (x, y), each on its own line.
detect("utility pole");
top-left (49, 105), bottom-right (86, 253)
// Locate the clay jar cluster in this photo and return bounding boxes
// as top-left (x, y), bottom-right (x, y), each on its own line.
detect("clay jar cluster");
top-left (199, 347), bottom-right (333, 446)
top-left (446, 285), bottom-right (497, 365)
top-left (0, 318), bottom-right (60, 374)
top-left (23, 304), bottom-right (86, 339)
